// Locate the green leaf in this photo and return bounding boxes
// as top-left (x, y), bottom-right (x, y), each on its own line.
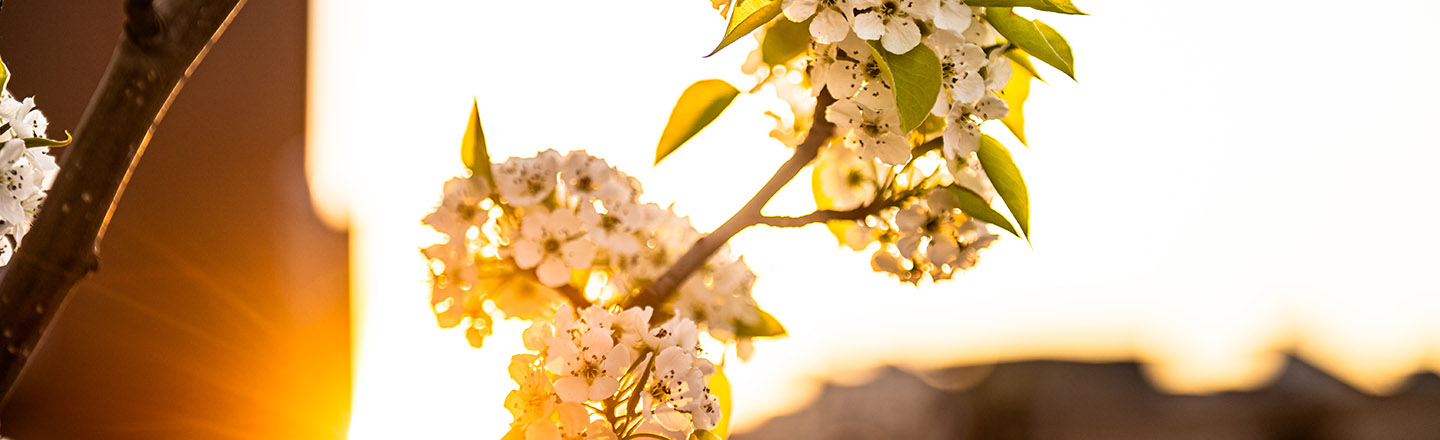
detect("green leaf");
top-left (761, 17), bottom-right (811, 66)
top-left (986, 7), bottom-right (1076, 80)
top-left (734, 307), bottom-right (786, 338)
top-left (967, 0), bottom-right (1087, 14)
top-left (0, 54), bottom-right (9, 91)
top-left (655, 79), bottom-right (740, 165)
top-left (997, 59), bottom-right (1032, 146)
top-left (23, 131), bottom-right (72, 148)
top-left (1003, 48), bottom-right (1045, 83)
top-left (708, 0), bottom-right (782, 57)
top-left (709, 367), bottom-right (732, 439)
top-left (977, 134), bottom-right (1030, 239)
top-left (691, 430), bottom-right (724, 440)
top-left (865, 41), bottom-right (942, 133)
top-left (945, 185), bottom-right (1021, 239)
top-left (459, 99), bottom-right (495, 187)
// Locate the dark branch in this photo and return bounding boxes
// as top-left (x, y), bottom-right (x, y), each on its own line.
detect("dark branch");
top-left (0, 0), bottom-right (247, 405)
top-left (623, 91), bottom-right (837, 311)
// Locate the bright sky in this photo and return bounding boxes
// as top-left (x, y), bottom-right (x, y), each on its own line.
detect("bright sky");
top-left (309, 0), bottom-right (1440, 438)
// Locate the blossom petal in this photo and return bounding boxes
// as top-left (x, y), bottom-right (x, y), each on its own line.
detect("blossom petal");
top-left (825, 61), bottom-right (863, 99)
top-left (512, 239), bottom-right (543, 269)
top-left (554, 376), bottom-right (591, 403)
top-left (601, 344), bottom-right (632, 376)
top-left (825, 99), bottom-right (864, 129)
top-left (782, 0), bottom-right (820, 21)
top-left (933, 0), bottom-right (973, 31)
top-left (811, 8), bottom-right (850, 44)
top-left (536, 257), bottom-right (571, 287)
top-left (560, 238), bottom-right (596, 270)
top-left (880, 18), bottom-right (922, 54)
top-left (872, 133), bottom-right (911, 165)
top-left (851, 12), bottom-right (884, 40)
top-left (588, 376), bottom-right (621, 401)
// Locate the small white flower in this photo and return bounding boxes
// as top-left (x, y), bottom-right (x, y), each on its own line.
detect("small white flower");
top-left (546, 314), bottom-right (631, 403)
top-left (816, 144), bottom-right (878, 210)
top-left (578, 200), bottom-right (641, 257)
top-left (496, 150), bottom-right (561, 207)
top-left (510, 207), bottom-right (596, 287)
top-left (827, 90), bottom-right (910, 165)
top-left (505, 354), bottom-right (556, 429)
top-left (985, 50), bottom-right (1013, 92)
top-left (782, 0), bottom-right (854, 43)
top-left (422, 176), bottom-right (491, 239)
top-left (851, 0), bottom-right (938, 54)
top-left (941, 93), bottom-right (1006, 192)
top-left (525, 402), bottom-right (604, 440)
top-left (929, 36), bottom-right (987, 115)
top-left (560, 151), bottom-right (619, 201)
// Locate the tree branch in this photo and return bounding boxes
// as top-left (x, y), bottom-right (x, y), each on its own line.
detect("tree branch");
top-left (755, 197), bottom-right (901, 228)
top-left (0, 0), bottom-right (247, 405)
top-left (623, 91), bottom-right (837, 311)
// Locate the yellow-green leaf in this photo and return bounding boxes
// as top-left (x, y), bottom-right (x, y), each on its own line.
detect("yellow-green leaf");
top-left (656, 79), bottom-right (740, 165)
top-left (945, 185), bottom-right (1021, 239)
top-left (734, 307), bottom-right (786, 338)
top-left (967, 0), bottom-right (1087, 15)
top-left (865, 41), bottom-right (943, 133)
top-left (709, 367), bottom-right (732, 438)
top-left (708, 0), bottom-right (782, 57)
top-left (997, 60), bottom-right (1032, 146)
top-left (23, 131), bottom-right (72, 148)
top-left (986, 7), bottom-right (1076, 80)
top-left (977, 134), bottom-right (1030, 239)
top-left (0, 54), bottom-right (9, 91)
top-left (459, 99), bottom-right (494, 187)
top-left (761, 17), bottom-right (811, 66)
top-left (691, 430), bottom-right (724, 440)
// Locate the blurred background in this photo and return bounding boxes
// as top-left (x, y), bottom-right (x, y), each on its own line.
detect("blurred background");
top-left (5, 0), bottom-right (1440, 438)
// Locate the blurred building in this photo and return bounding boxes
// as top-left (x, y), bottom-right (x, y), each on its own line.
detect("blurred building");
top-left (734, 357), bottom-right (1440, 440)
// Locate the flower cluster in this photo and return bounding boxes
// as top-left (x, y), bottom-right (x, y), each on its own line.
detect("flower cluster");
top-left (0, 88), bottom-right (61, 266)
top-left (506, 305), bottom-right (721, 440)
top-left (421, 150), bottom-right (766, 350)
top-left (740, 1), bottom-right (1018, 282)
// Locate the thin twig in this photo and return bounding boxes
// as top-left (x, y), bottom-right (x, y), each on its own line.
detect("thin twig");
top-left (0, 0), bottom-right (248, 405)
top-left (755, 197), bottom-right (901, 228)
top-left (623, 91), bottom-right (837, 311)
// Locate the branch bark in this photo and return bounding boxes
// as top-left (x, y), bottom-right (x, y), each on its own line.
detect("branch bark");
top-left (623, 92), bottom-right (837, 311)
top-left (0, 0), bottom-right (247, 405)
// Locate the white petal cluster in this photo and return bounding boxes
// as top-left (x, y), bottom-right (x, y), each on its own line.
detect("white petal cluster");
top-left (744, 2), bottom-right (1019, 281)
top-left (506, 305), bottom-right (719, 440)
top-left (0, 91), bottom-right (60, 266)
top-left (422, 149), bottom-right (766, 349)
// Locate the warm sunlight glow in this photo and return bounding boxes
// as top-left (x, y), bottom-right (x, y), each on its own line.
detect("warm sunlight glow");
top-left (311, 1), bottom-right (1440, 437)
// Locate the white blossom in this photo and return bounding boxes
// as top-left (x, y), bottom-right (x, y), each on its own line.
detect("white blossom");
top-left (929, 35), bottom-right (987, 115)
top-left (422, 176), bottom-right (490, 239)
top-left (782, 0), bottom-right (854, 44)
top-left (510, 207), bottom-right (596, 287)
top-left (851, 0), bottom-right (938, 54)
top-left (545, 308), bottom-right (632, 403)
top-left (816, 144), bottom-right (878, 210)
top-left (827, 88), bottom-right (910, 165)
top-left (942, 93), bottom-right (1007, 192)
top-left (496, 149), bottom-right (561, 207)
